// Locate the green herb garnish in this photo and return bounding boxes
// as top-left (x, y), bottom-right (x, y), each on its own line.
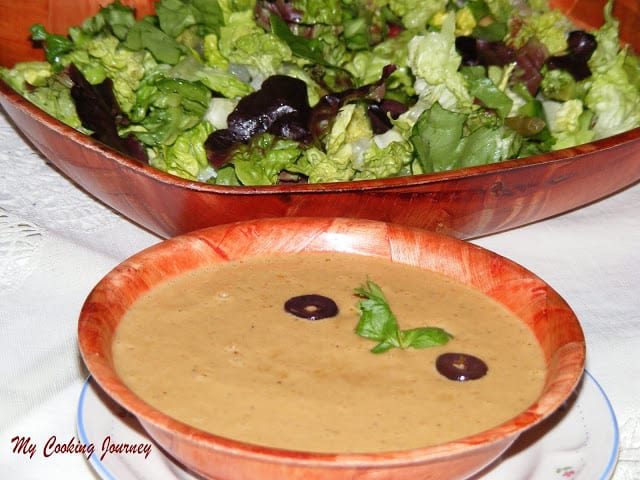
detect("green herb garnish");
top-left (354, 279), bottom-right (453, 354)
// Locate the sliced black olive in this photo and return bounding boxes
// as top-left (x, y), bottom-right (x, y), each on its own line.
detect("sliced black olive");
top-left (284, 294), bottom-right (339, 320)
top-left (546, 30), bottom-right (597, 81)
top-left (545, 55), bottom-right (592, 81)
top-left (566, 31), bottom-right (597, 60)
top-left (436, 353), bottom-right (488, 381)
top-left (455, 36), bottom-right (479, 66)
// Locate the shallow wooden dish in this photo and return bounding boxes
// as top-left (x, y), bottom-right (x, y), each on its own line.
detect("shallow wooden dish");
top-left (78, 217), bottom-right (585, 480)
top-left (0, 0), bottom-right (638, 239)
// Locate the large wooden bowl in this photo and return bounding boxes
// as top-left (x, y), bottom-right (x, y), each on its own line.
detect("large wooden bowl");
top-left (78, 217), bottom-right (586, 480)
top-left (1, 0), bottom-right (639, 239)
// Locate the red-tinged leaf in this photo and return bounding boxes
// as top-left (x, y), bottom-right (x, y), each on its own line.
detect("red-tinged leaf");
top-left (69, 64), bottom-right (148, 162)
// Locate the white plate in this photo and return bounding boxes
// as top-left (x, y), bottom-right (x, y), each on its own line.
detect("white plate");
top-left (77, 371), bottom-right (619, 480)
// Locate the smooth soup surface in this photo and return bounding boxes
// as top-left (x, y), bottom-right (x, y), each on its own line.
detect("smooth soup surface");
top-left (113, 252), bottom-right (546, 453)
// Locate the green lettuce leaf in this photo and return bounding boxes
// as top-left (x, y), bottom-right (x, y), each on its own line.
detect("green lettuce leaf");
top-left (1, 66), bottom-right (85, 131)
top-left (291, 104), bottom-right (373, 184)
top-left (0, 61), bottom-right (53, 92)
top-left (411, 102), bottom-right (466, 172)
top-left (75, 0), bottom-right (137, 40)
top-left (388, 0), bottom-right (447, 30)
top-left (218, 13), bottom-right (292, 80)
top-left (584, 1), bottom-right (640, 139)
top-left (148, 120), bottom-right (214, 180)
top-left (124, 74), bottom-right (212, 146)
top-left (543, 99), bottom-right (595, 150)
top-left (29, 24), bottom-right (75, 72)
top-left (228, 133), bottom-right (303, 185)
top-left (123, 16), bottom-right (185, 65)
top-left (168, 55), bottom-right (253, 99)
top-left (155, 0), bottom-right (224, 38)
top-left (346, 29), bottom-right (415, 102)
top-left (411, 102), bottom-right (519, 172)
top-left (406, 13), bottom-right (473, 112)
top-left (293, 0), bottom-right (343, 25)
top-left (353, 133), bottom-right (413, 180)
top-left (65, 34), bottom-right (149, 113)
top-left (297, 147), bottom-right (356, 184)
top-left (461, 65), bottom-right (513, 119)
top-left (507, 5), bottom-right (572, 55)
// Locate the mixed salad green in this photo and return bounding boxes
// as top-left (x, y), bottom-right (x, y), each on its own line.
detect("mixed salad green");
top-left (2, 0), bottom-right (639, 185)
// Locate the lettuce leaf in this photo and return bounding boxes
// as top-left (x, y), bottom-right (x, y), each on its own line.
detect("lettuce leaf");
top-left (584, 1), bottom-right (640, 139)
top-left (388, 0), bottom-right (446, 30)
top-left (148, 121), bottom-right (214, 179)
top-left (218, 11), bottom-right (292, 82)
top-left (155, 0), bottom-right (224, 38)
top-left (1, 64), bottom-right (85, 131)
top-left (293, 104), bottom-right (412, 183)
top-left (543, 99), bottom-right (595, 150)
top-left (411, 102), bottom-right (519, 171)
top-left (353, 138), bottom-right (413, 179)
top-left (227, 133), bottom-right (303, 185)
top-left (124, 74), bottom-right (212, 146)
top-left (406, 13), bottom-right (473, 112)
top-left (508, 7), bottom-right (571, 55)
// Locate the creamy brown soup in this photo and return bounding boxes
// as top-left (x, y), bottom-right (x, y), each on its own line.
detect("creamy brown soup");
top-left (113, 252), bottom-right (546, 453)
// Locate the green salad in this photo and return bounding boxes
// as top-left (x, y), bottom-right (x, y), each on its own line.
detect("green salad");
top-left (2, 0), bottom-right (639, 186)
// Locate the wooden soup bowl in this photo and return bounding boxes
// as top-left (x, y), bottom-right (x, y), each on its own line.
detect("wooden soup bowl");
top-left (78, 217), bottom-right (586, 480)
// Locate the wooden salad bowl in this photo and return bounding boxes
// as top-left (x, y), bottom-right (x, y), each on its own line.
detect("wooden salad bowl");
top-left (78, 217), bottom-right (586, 480)
top-left (0, 0), bottom-right (639, 239)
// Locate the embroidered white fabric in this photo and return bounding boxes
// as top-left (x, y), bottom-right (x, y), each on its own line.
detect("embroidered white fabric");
top-left (0, 107), bottom-right (638, 479)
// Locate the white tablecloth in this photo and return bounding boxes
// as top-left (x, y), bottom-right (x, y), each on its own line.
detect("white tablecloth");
top-left (0, 106), bottom-right (638, 479)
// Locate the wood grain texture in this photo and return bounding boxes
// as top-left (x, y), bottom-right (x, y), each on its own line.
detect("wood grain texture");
top-left (0, 0), bottom-right (639, 239)
top-left (77, 217), bottom-right (586, 480)
top-left (0, 0), bottom-right (156, 67)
